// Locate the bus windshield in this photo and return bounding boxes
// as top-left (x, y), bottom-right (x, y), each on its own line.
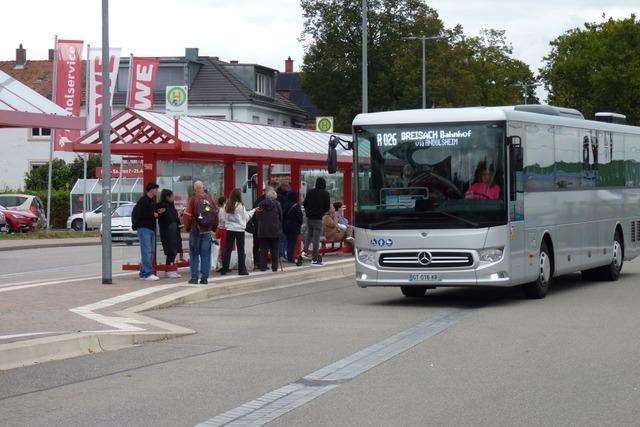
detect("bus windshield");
top-left (354, 121), bottom-right (507, 229)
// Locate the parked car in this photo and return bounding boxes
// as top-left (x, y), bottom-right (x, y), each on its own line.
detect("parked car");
top-left (0, 194), bottom-right (46, 229)
top-left (67, 201), bottom-right (133, 231)
top-left (100, 203), bottom-right (138, 245)
top-left (0, 211), bottom-right (5, 230)
top-left (0, 204), bottom-right (38, 233)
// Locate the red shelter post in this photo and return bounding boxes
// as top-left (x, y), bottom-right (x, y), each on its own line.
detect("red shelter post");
top-left (290, 162), bottom-right (301, 193)
top-left (257, 160), bottom-right (264, 196)
top-left (343, 165), bottom-right (353, 223)
top-left (142, 152), bottom-right (157, 187)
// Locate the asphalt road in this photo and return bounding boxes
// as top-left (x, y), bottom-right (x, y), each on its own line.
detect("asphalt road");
top-left (2, 260), bottom-right (640, 427)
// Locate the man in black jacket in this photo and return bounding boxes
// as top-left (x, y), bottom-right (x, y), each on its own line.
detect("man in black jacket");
top-left (133, 182), bottom-right (161, 281)
top-left (302, 177), bottom-right (331, 266)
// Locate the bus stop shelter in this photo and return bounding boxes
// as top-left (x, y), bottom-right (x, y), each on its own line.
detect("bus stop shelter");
top-left (71, 108), bottom-right (353, 219)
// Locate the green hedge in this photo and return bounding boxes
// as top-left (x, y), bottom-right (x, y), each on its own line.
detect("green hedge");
top-left (1, 189), bottom-right (69, 229)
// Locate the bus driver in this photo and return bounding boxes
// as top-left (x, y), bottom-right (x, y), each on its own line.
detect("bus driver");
top-left (465, 162), bottom-right (501, 200)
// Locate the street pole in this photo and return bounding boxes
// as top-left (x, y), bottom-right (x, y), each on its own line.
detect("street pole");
top-left (361, 0), bottom-right (368, 113)
top-left (101, 0), bottom-right (112, 284)
top-left (421, 38), bottom-right (426, 109)
top-left (402, 35), bottom-right (445, 109)
top-left (46, 36), bottom-right (58, 232)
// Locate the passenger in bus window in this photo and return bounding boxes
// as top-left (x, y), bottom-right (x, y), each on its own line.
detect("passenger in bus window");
top-left (465, 162), bottom-right (501, 200)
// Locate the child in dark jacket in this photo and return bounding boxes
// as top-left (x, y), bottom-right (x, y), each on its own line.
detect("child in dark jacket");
top-left (158, 189), bottom-right (182, 278)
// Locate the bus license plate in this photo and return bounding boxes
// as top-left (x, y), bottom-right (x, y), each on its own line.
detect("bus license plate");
top-left (408, 273), bottom-right (440, 283)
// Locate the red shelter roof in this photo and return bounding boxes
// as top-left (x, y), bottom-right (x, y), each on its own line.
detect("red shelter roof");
top-left (72, 108), bottom-right (352, 167)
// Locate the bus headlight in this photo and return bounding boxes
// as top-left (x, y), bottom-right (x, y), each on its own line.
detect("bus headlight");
top-left (479, 247), bottom-right (504, 263)
top-left (357, 249), bottom-right (375, 266)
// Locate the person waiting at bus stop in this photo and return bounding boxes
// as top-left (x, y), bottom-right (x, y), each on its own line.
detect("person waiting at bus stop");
top-left (465, 162), bottom-right (501, 200)
top-left (301, 177), bottom-right (331, 266)
top-left (219, 188), bottom-right (254, 276)
top-left (133, 182), bottom-right (162, 281)
top-left (158, 189), bottom-right (182, 279)
top-left (183, 181), bottom-right (218, 285)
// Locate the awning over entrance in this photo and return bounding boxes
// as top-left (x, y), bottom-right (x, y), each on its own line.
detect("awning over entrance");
top-left (0, 70), bottom-right (85, 129)
top-left (72, 108), bottom-right (352, 166)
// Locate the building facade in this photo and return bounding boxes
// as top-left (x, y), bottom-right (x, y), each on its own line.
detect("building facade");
top-left (0, 45), bottom-right (307, 190)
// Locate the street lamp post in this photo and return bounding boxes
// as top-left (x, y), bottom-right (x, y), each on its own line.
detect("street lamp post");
top-left (402, 35), bottom-right (446, 109)
top-left (101, 0), bottom-right (113, 284)
top-left (512, 82), bottom-right (542, 105)
top-left (362, 0), bottom-right (368, 113)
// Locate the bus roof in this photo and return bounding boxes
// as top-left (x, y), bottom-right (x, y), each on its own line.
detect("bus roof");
top-left (352, 106), bottom-right (640, 134)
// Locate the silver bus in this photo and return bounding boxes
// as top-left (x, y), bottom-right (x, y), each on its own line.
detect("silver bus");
top-left (330, 106), bottom-right (640, 298)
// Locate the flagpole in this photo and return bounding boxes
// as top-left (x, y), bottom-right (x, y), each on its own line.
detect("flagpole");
top-left (125, 53), bottom-right (133, 109)
top-left (82, 43), bottom-right (90, 233)
top-left (46, 36), bottom-right (58, 232)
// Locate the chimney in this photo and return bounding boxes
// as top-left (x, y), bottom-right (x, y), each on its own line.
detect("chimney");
top-left (15, 43), bottom-right (26, 66)
top-left (285, 56), bottom-right (293, 73)
top-left (185, 47), bottom-right (199, 62)
top-left (230, 60), bottom-right (238, 64)
top-left (48, 49), bottom-right (55, 61)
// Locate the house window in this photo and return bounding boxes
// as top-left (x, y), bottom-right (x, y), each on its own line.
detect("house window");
top-left (29, 161), bottom-right (47, 170)
top-left (255, 73), bottom-right (272, 96)
top-left (31, 128), bottom-right (51, 137)
top-left (252, 116), bottom-right (260, 124)
top-left (267, 118), bottom-right (275, 126)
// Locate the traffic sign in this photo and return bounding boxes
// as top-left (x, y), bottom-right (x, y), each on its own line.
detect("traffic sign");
top-left (316, 116), bottom-right (334, 133)
top-left (166, 85), bottom-right (188, 118)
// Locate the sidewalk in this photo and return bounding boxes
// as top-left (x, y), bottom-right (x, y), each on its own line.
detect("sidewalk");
top-left (0, 255), bottom-right (355, 370)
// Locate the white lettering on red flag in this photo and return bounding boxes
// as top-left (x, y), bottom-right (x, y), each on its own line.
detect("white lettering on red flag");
top-left (128, 57), bottom-right (158, 110)
top-left (53, 40), bottom-right (83, 152)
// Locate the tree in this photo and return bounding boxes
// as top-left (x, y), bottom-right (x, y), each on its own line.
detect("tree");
top-left (540, 15), bottom-right (640, 124)
top-left (299, 0), bottom-right (537, 132)
top-left (68, 154), bottom-right (102, 182)
top-left (24, 159), bottom-right (72, 191)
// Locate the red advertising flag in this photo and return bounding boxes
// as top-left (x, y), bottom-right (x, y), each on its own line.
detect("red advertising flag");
top-left (53, 39), bottom-right (83, 152)
top-left (127, 57), bottom-right (159, 110)
top-left (87, 47), bottom-right (121, 129)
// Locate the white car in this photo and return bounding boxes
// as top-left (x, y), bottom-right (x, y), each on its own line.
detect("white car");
top-left (100, 204), bottom-right (138, 245)
top-left (67, 201), bottom-right (133, 231)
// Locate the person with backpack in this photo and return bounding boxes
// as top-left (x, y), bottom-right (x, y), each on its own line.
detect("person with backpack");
top-left (283, 191), bottom-right (303, 263)
top-left (300, 177), bottom-right (331, 266)
top-left (219, 188), bottom-right (254, 276)
top-left (132, 182), bottom-right (162, 281)
top-left (157, 189), bottom-right (182, 279)
top-left (183, 181), bottom-right (218, 284)
top-left (255, 189), bottom-right (282, 272)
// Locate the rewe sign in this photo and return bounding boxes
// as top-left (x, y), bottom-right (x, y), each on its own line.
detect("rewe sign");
top-left (87, 47), bottom-right (121, 129)
top-left (127, 57), bottom-right (159, 110)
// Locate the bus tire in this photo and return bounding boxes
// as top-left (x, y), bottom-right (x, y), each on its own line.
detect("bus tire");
top-left (400, 286), bottom-right (428, 298)
top-left (596, 231), bottom-right (624, 281)
top-left (523, 241), bottom-right (552, 299)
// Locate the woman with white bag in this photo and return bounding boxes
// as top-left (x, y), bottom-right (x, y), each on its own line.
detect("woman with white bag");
top-left (218, 188), bottom-right (255, 276)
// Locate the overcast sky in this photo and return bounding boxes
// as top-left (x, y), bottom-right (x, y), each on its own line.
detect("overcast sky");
top-left (1, 0), bottom-right (637, 101)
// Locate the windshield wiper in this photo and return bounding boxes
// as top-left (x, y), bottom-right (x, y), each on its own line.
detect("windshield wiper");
top-left (368, 215), bottom-right (425, 228)
top-left (422, 210), bottom-right (480, 228)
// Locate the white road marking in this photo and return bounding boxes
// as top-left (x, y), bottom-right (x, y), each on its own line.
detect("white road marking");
top-left (195, 309), bottom-right (469, 427)
top-left (0, 272), bottom-right (137, 293)
top-left (69, 283), bottom-right (183, 331)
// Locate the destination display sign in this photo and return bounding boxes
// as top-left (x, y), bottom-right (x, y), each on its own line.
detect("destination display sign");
top-left (376, 128), bottom-right (473, 148)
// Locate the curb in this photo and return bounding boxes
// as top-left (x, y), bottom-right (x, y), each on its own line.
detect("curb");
top-left (0, 259), bottom-right (355, 371)
top-left (0, 240), bottom-right (100, 252)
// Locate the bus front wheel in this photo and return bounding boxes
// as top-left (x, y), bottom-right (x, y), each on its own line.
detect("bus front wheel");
top-left (400, 286), bottom-right (428, 298)
top-left (523, 242), bottom-right (552, 299)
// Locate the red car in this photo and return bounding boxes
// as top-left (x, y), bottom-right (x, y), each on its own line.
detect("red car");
top-left (0, 204), bottom-right (38, 233)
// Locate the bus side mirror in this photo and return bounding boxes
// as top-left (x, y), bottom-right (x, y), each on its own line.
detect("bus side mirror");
top-left (328, 143), bottom-right (338, 174)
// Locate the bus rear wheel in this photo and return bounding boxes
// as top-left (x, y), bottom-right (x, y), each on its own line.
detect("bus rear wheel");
top-left (400, 286), bottom-right (428, 298)
top-left (583, 231), bottom-right (623, 282)
top-left (523, 241), bottom-right (552, 299)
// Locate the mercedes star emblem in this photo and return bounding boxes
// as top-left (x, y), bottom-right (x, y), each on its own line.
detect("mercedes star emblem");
top-left (417, 251), bottom-right (432, 266)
